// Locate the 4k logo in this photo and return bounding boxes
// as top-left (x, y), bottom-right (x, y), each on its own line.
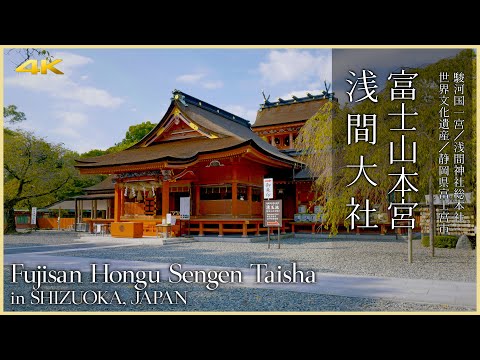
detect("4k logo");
top-left (15, 59), bottom-right (64, 75)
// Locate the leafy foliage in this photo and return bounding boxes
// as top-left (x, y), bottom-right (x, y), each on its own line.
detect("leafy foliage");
top-left (421, 235), bottom-right (458, 248)
top-left (3, 129), bottom-right (77, 233)
top-left (4, 105), bottom-right (26, 124)
top-left (77, 121), bottom-right (156, 157)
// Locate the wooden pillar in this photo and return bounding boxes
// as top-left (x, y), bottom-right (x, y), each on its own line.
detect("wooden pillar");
top-left (247, 186), bottom-right (252, 216)
top-left (295, 183), bottom-right (299, 211)
top-left (114, 185), bottom-right (121, 222)
top-left (110, 198), bottom-right (114, 219)
top-left (195, 184), bottom-right (200, 216)
top-left (57, 207), bottom-right (61, 230)
top-left (162, 181), bottom-right (170, 218)
top-left (242, 222), bottom-right (247, 237)
top-left (80, 200), bottom-right (83, 222)
top-left (94, 200), bottom-right (98, 219)
top-left (120, 187), bottom-right (125, 217)
top-left (74, 199), bottom-right (78, 231)
top-left (232, 182), bottom-right (238, 218)
top-left (91, 200), bottom-right (94, 219)
top-left (289, 133), bottom-right (294, 149)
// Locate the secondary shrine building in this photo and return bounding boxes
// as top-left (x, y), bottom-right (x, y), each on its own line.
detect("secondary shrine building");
top-left (75, 90), bottom-right (329, 237)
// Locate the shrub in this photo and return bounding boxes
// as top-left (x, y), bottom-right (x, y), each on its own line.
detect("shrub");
top-left (421, 235), bottom-right (458, 248)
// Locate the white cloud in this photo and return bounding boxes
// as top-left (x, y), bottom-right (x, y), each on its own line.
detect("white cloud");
top-left (224, 105), bottom-right (258, 122)
top-left (203, 80), bottom-right (223, 89)
top-left (259, 49), bottom-right (332, 85)
top-left (4, 51), bottom-right (123, 108)
top-left (55, 52), bottom-right (93, 70)
top-left (176, 73), bottom-right (206, 83)
top-left (54, 111), bottom-right (88, 127)
top-left (50, 111), bottom-right (89, 140)
top-left (81, 75), bottom-right (88, 80)
top-left (51, 126), bottom-right (83, 139)
top-left (176, 72), bottom-right (223, 90)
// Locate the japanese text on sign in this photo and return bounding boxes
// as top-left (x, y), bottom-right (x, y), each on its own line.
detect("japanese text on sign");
top-left (264, 200), bottom-right (282, 227)
top-left (263, 178), bottom-right (273, 200)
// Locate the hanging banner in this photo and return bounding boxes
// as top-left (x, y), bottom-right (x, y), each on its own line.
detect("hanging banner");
top-left (180, 197), bottom-right (191, 220)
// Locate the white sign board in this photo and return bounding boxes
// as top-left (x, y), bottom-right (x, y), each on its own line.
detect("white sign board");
top-left (180, 197), bottom-right (191, 220)
top-left (263, 178), bottom-right (273, 200)
top-left (166, 213), bottom-right (172, 225)
top-left (31, 207), bottom-right (37, 225)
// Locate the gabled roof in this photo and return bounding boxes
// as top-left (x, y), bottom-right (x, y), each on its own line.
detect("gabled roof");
top-left (75, 90), bottom-right (302, 172)
top-left (83, 176), bottom-right (115, 193)
top-left (253, 95), bottom-right (333, 128)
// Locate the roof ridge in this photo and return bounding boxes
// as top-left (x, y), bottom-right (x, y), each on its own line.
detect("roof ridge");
top-left (172, 89), bottom-right (251, 128)
top-left (260, 92), bottom-right (337, 109)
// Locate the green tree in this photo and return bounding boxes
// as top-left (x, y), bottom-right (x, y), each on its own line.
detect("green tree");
top-left (4, 105), bottom-right (26, 124)
top-left (122, 121), bottom-right (156, 145)
top-left (4, 129), bottom-right (76, 233)
top-left (296, 50), bottom-right (476, 255)
top-left (107, 121), bottom-right (156, 152)
top-left (75, 121), bottom-right (156, 158)
top-left (80, 148), bottom-right (108, 158)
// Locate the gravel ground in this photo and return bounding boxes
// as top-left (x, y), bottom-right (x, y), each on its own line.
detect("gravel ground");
top-left (3, 232), bottom-right (476, 312)
top-left (4, 231), bottom-right (87, 248)
top-left (3, 267), bottom-right (472, 312)
top-left (6, 232), bottom-right (473, 282)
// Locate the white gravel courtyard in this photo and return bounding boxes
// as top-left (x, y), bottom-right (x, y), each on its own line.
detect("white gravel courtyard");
top-left (3, 231), bottom-right (476, 312)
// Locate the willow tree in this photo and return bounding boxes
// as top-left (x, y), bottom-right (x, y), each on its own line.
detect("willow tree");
top-left (296, 50), bottom-right (476, 255)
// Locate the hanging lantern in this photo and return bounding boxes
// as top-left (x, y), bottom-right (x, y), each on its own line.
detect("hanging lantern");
top-left (129, 187), bottom-right (136, 199)
top-left (124, 186), bottom-right (128, 197)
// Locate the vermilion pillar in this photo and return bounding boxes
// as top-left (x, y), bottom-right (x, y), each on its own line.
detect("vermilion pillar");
top-left (114, 184), bottom-right (121, 222)
top-left (195, 184), bottom-right (200, 216)
top-left (247, 185), bottom-right (252, 216)
top-left (232, 182), bottom-right (238, 217)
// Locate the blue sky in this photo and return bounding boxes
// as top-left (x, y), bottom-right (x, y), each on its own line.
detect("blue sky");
top-left (4, 48), bottom-right (332, 153)
top-left (4, 47), bottom-right (464, 154)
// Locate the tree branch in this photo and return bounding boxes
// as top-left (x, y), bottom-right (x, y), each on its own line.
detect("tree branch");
top-left (4, 163), bottom-right (21, 180)
top-left (14, 175), bottom-right (72, 203)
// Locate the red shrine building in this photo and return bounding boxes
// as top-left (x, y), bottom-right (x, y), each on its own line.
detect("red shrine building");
top-left (75, 90), bottom-right (330, 237)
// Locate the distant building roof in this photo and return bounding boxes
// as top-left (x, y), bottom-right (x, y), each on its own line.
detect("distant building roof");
top-left (253, 94), bottom-right (333, 128)
top-left (294, 167), bottom-right (314, 180)
top-left (74, 193), bottom-right (115, 200)
top-left (46, 198), bottom-right (111, 210)
top-left (84, 176), bottom-right (115, 193)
